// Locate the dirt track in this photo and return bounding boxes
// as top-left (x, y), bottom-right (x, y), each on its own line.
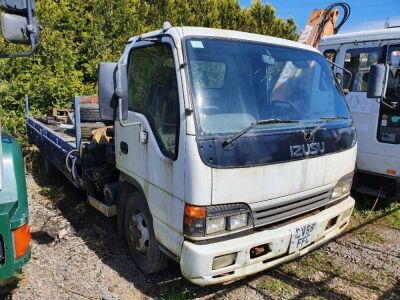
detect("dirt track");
top-left (8, 170), bottom-right (400, 300)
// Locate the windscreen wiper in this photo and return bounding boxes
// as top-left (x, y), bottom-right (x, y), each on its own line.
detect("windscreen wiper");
top-left (307, 116), bottom-right (349, 140)
top-left (223, 119), bottom-right (299, 148)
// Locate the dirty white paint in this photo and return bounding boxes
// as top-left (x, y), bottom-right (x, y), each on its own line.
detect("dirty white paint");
top-left (320, 36), bottom-right (400, 178)
top-left (211, 146), bottom-right (357, 205)
top-left (113, 26), bottom-right (360, 283)
top-left (180, 197), bottom-right (355, 285)
top-left (346, 92), bottom-right (372, 114)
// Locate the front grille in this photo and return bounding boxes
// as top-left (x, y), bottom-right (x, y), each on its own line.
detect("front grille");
top-left (252, 189), bottom-right (333, 227)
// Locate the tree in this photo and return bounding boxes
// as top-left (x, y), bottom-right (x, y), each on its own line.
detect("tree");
top-left (0, 0), bottom-right (298, 142)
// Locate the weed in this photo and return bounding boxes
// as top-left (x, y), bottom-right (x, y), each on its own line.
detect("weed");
top-left (383, 203), bottom-right (400, 229)
top-left (159, 285), bottom-right (187, 300)
top-left (258, 277), bottom-right (296, 299)
top-left (357, 227), bottom-right (385, 243)
top-left (39, 186), bottom-right (52, 197)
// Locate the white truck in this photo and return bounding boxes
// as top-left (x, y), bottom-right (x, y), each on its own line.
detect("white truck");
top-left (28, 24), bottom-right (357, 285)
top-left (320, 27), bottom-right (400, 198)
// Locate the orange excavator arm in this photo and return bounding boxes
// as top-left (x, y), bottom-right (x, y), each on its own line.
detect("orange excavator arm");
top-left (298, 2), bottom-right (351, 48)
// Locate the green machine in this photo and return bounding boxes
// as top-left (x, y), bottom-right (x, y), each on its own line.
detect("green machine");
top-left (0, 0), bottom-right (40, 286)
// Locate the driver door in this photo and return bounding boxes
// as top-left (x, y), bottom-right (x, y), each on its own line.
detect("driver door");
top-left (336, 41), bottom-right (400, 176)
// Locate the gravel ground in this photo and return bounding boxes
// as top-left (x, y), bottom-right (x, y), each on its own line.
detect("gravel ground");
top-left (6, 170), bottom-right (400, 300)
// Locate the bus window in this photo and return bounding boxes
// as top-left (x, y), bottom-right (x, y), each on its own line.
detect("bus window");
top-left (343, 47), bottom-right (382, 92)
top-left (377, 44), bottom-right (400, 145)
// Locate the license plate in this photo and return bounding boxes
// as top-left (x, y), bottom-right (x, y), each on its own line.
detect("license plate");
top-left (289, 222), bottom-right (317, 253)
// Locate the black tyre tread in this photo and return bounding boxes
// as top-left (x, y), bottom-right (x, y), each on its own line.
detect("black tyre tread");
top-left (80, 103), bottom-right (101, 122)
top-left (125, 192), bottom-right (169, 274)
top-left (81, 122), bottom-right (105, 139)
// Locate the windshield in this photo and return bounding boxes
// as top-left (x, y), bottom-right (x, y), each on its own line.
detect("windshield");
top-left (185, 38), bottom-right (350, 136)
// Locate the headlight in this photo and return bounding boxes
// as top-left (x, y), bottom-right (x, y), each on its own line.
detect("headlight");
top-left (184, 203), bottom-right (252, 238)
top-left (228, 213), bottom-right (249, 230)
top-left (331, 173), bottom-right (353, 200)
top-left (206, 217), bottom-right (226, 234)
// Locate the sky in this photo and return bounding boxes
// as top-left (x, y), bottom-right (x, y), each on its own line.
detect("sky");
top-left (239, 0), bottom-right (400, 33)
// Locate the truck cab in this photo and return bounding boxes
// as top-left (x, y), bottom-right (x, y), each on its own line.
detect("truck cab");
top-left (320, 27), bottom-right (400, 198)
top-left (0, 0), bottom-right (40, 286)
top-left (0, 132), bottom-right (30, 284)
top-left (97, 25), bottom-right (357, 284)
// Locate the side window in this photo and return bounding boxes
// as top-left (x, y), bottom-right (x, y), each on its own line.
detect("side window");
top-left (323, 49), bottom-right (337, 70)
top-left (343, 47), bottom-right (381, 92)
top-left (378, 44), bottom-right (400, 145)
top-left (386, 45), bottom-right (400, 100)
top-left (128, 44), bottom-right (180, 160)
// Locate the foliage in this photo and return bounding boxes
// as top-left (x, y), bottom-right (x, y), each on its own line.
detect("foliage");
top-left (0, 0), bottom-right (298, 143)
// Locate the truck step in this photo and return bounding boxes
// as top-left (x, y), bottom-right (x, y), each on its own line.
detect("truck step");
top-left (87, 196), bottom-right (116, 217)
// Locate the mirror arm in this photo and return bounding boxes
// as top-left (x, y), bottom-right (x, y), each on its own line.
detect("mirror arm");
top-left (380, 97), bottom-right (398, 110)
top-left (115, 61), bottom-right (140, 128)
top-left (117, 97), bottom-right (141, 128)
top-left (327, 60), bottom-right (352, 76)
top-left (7, 33), bottom-right (36, 58)
top-left (327, 59), bottom-right (353, 89)
top-left (0, 0), bottom-right (39, 58)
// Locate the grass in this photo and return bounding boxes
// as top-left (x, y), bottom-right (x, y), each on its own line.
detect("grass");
top-left (159, 285), bottom-right (187, 300)
top-left (258, 277), bottom-right (296, 299)
top-left (286, 249), bottom-right (379, 289)
top-left (383, 202), bottom-right (400, 229)
top-left (357, 227), bottom-right (385, 243)
top-left (280, 263), bottom-right (316, 281)
top-left (351, 192), bottom-right (400, 229)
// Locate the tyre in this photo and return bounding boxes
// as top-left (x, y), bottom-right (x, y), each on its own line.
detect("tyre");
top-left (103, 182), bottom-right (119, 206)
top-left (80, 122), bottom-right (105, 139)
top-left (125, 192), bottom-right (169, 274)
top-left (80, 103), bottom-right (101, 122)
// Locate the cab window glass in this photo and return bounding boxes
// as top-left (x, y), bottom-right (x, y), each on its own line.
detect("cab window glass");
top-left (190, 60), bottom-right (226, 89)
top-left (386, 45), bottom-right (400, 100)
top-left (128, 44), bottom-right (180, 159)
top-left (343, 47), bottom-right (381, 92)
top-left (378, 44), bottom-right (400, 145)
top-left (323, 49), bottom-right (337, 70)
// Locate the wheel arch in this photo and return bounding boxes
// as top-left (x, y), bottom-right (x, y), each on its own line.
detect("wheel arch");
top-left (117, 173), bottom-right (148, 237)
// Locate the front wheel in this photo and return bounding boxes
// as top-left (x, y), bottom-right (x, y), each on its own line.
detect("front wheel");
top-left (124, 192), bottom-right (169, 274)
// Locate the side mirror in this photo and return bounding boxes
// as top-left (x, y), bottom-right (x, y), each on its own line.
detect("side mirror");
top-left (1, 12), bottom-right (36, 44)
top-left (367, 64), bottom-right (388, 98)
top-left (0, 0), bottom-right (35, 15)
top-left (98, 62), bottom-right (128, 121)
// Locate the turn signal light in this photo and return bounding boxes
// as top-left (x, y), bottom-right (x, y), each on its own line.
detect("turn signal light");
top-left (13, 224), bottom-right (31, 258)
top-left (184, 204), bottom-right (206, 220)
top-left (387, 169), bottom-right (396, 175)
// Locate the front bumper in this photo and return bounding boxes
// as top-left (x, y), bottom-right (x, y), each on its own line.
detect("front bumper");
top-left (180, 196), bottom-right (355, 285)
top-left (0, 247), bottom-right (31, 283)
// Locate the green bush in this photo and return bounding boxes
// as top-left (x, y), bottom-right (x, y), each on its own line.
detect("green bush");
top-left (0, 0), bottom-right (298, 144)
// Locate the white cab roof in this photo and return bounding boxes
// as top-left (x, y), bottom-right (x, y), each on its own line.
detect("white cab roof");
top-left (320, 27), bottom-right (400, 46)
top-left (178, 27), bottom-right (319, 53)
top-left (129, 26), bottom-right (319, 54)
